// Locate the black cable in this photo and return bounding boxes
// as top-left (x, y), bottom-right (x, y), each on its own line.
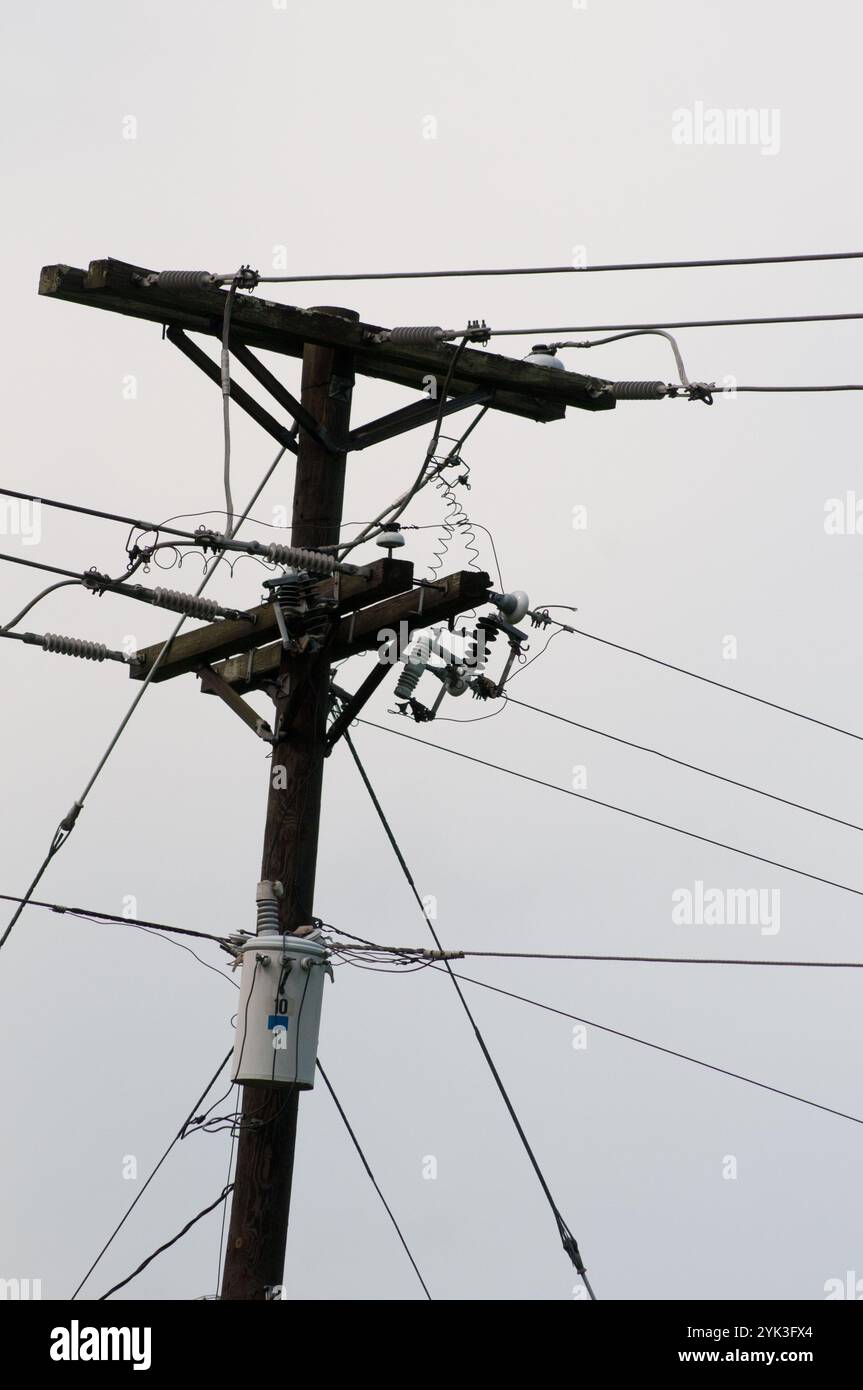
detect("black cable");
top-left (357, 719), bottom-right (863, 904)
top-left (0, 891), bottom-right (230, 943)
top-left (0, 550), bottom-right (85, 581)
top-left (560, 624), bottom-right (863, 745)
top-left (0, 484), bottom-right (206, 543)
top-left (504, 695), bottom-right (863, 835)
top-left (99, 1184), bottom-right (234, 1300)
top-left (71, 1049), bottom-right (233, 1298)
top-left (316, 1058), bottom-right (432, 1300)
top-left (342, 730), bottom-right (596, 1298)
top-left (440, 969), bottom-right (863, 1128)
top-left (258, 249), bottom-right (863, 282)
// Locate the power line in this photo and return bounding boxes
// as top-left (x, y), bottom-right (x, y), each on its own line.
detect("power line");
top-left (342, 729), bottom-right (596, 1298)
top-left (257, 249), bottom-right (863, 283)
top-left (0, 891), bottom-right (229, 942)
top-left (440, 969), bottom-right (863, 1129)
top-left (488, 310), bottom-right (863, 338)
top-left (357, 719), bottom-right (863, 903)
top-left (329, 942), bottom-right (863, 970)
top-left (316, 1059), bottom-right (432, 1299)
top-left (0, 484), bottom-right (206, 542)
top-left (326, 924), bottom-right (863, 1124)
top-left (71, 1049), bottom-right (233, 1298)
top-left (25, 885), bottom-right (860, 971)
top-left (0, 443), bottom-right (289, 957)
top-left (504, 694), bottom-right (863, 835)
top-left (539, 615), bottom-right (863, 745)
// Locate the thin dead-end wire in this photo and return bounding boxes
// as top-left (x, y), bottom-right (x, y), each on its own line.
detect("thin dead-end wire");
top-left (342, 730), bottom-right (596, 1298)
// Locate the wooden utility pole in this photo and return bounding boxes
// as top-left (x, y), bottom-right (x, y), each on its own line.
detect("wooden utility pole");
top-left (220, 310), bottom-right (358, 1300)
top-left (38, 255), bottom-right (606, 1302)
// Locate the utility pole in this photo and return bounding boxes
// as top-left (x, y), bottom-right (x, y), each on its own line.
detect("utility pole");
top-left (37, 256), bottom-right (617, 1303)
top-left (220, 310), bottom-right (357, 1300)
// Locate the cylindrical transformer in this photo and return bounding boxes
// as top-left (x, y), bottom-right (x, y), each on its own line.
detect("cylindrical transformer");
top-left (231, 934), bottom-right (330, 1089)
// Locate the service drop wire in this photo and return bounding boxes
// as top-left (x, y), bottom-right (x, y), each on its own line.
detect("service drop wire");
top-left (0, 443), bottom-right (289, 956)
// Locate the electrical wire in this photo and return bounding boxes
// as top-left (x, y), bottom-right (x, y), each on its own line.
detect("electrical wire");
top-left (486, 310), bottom-right (863, 337)
top-left (339, 339), bottom-right (475, 561)
top-left (342, 730), bottom-right (596, 1298)
top-left (256, 249), bottom-right (863, 282)
top-left (215, 1125), bottom-right (238, 1296)
top-left (328, 942), bottom-right (863, 970)
top-left (2, 578), bottom-right (82, 632)
top-left (71, 1049), bottom-right (233, 1298)
top-left (504, 695), bottom-right (863, 835)
top-left (357, 719), bottom-right (863, 905)
top-left (316, 1059), bottom-right (432, 1299)
top-left (556, 622), bottom-right (863, 745)
top-left (0, 890), bottom-right (231, 942)
top-left (99, 1184), bottom-right (234, 1300)
top-left (0, 484), bottom-right (211, 544)
top-left (438, 968), bottom-right (863, 1129)
top-left (0, 442), bottom-right (289, 957)
top-left (505, 627), bottom-right (563, 681)
top-left (322, 925), bottom-right (863, 1121)
top-left (221, 279), bottom-right (239, 532)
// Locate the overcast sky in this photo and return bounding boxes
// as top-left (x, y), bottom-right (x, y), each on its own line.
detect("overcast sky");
top-left (2, 0), bottom-right (862, 1301)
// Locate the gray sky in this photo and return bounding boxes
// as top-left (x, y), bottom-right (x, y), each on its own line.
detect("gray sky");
top-left (2, 0), bottom-right (861, 1301)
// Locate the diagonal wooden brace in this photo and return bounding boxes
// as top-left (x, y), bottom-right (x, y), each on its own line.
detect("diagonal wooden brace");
top-left (197, 664), bottom-right (275, 741)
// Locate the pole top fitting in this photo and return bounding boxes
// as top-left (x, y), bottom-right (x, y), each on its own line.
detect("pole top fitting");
top-left (256, 879), bottom-right (284, 903)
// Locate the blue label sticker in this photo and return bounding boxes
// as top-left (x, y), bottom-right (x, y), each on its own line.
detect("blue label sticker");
top-left (268, 1014), bottom-right (290, 1030)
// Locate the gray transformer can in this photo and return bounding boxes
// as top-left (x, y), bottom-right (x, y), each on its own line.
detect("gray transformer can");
top-left (232, 934), bottom-right (331, 1089)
